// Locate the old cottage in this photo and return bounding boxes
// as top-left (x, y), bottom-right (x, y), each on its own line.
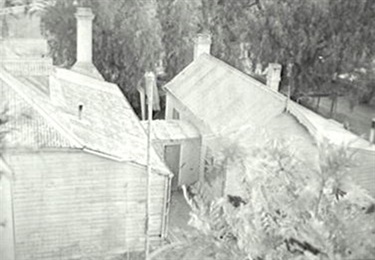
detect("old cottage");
top-left (160, 33), bottom-right (375, 199)
top-left (0, 6), bottom-right (171, 260)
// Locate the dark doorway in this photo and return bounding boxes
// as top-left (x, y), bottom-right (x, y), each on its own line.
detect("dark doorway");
top-left (164, 144), bottom-right (181, 191)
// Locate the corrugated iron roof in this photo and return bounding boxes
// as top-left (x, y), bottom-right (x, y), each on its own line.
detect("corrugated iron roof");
top-left (0, 66), bottom-right (171, 176)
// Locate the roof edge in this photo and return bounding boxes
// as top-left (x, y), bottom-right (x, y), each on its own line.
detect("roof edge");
top-left (163, 54), bottom-right (286, 104)
top-left (287, 102), bottom-right (375, 152)
top-left (54, 67), bottom-right (122, 96)
top-left (0, 67), bottom-right (83, 148)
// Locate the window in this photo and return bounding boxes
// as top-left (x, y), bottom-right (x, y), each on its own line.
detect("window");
top-left (172, 108), bottom-right (180, 120)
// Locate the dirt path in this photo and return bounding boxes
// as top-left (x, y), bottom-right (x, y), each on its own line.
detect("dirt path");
top-left (167, 190), bottom-right (195, 242)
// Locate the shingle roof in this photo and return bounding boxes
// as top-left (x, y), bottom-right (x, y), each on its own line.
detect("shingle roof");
top-left (1, 70), bottom-right (78, 149)
top-left (0, 66), bottom-right (171, 176)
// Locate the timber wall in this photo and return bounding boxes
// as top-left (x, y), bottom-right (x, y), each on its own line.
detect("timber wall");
top-left (4, 150), bottom-right (168, 260)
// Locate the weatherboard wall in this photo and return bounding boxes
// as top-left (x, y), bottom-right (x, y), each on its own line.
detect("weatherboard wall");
top-left (165, 93), bottom-right (214, 180)
top-left (4, 150), bottom-right (168, 260)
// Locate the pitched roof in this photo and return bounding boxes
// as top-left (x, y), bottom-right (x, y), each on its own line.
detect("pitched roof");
top-left (164, 53), bottom-right (375, 195)
top-left (287, 102), bottom-right (374, 151)
top-left (0, 66), bottom-right (171, 176)
top-left (164, 54), bottom-right (374, 150)
top-left (209, 112), bottom-right (318, 170)
top-left (164, 54), bottom-right (286, 134)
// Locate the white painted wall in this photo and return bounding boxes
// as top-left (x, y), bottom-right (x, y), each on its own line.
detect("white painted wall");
top-left (0, 173), bottom-right (15, 260)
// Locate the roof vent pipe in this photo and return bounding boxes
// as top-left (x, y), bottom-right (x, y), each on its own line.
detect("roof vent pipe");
top-left (78, 103), bottom-right (83, 120)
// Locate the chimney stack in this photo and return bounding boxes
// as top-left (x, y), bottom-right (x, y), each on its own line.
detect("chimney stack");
top-left (370, 118), bottom-right (375, 144)
top-left (71, 7), bottom-right (103, 80)
top-left (266, 63), bottom-right (282, 92)
top-left (145, 72), bottom-right (160, 112)
top-left (194, 33), bottom-right (212, 60)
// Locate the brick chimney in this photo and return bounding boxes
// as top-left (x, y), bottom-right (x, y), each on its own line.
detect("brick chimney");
top-left (71, 7), bottom-right (103, 80)
top-left (266, 63), bottom-right (282, 92)
top-left (194, 33), bottom-right (212, 60)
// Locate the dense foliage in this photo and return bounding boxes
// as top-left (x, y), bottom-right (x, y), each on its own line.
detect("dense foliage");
top-left (153, 138), bottom-right (375, 260)
top-left (197, 0), bottom-right (375, 102)
top-left (7, 0), bottom-right (374, 113)
top-left (33, 0), bottom-right (162, 113)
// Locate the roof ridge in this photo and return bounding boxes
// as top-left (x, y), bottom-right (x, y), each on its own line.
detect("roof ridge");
top-left (202, 54), bottom-right (286, 102)
top-left (54, 67), bottom-right (122, 95)
top-left (164, 54), bottom-right (374, 151)
top-left (0, 67), bottom-right (83, 148)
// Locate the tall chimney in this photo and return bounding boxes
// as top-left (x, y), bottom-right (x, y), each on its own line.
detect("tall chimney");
top-left (71, 7), bottom-right (103, 80)
top-left (370, 118), bottom-right (375, 144)
top-left (194, 33), bottom-right (212, 60)
top-left (145, 71), bottom-right (160, 112)
top-left (266, 63), bottom-right (282, 92)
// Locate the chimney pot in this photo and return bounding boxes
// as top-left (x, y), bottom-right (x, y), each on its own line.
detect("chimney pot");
top-left (145, 71), bottom-right (160, 112)
top-left (194, 33), bottom-right (212, 60)
top-left (266, 63), bottom-right (282, 92)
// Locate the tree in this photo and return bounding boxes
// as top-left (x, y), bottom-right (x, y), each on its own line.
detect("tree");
top-left (152, 137), bottom-right (375, 260)
top-left (160, 0), bottom-right (375, 104)
top-left (235, 0), bottom-right (375, 101)
top-left (156, 0), bottom-right (200, 82)
top-left (39, 0), bottom-right (162, 113)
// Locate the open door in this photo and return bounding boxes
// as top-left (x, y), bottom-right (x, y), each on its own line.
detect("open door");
top-left (0, 173), bottom-right (15, 260)
top-left (164, 144), bottom-right (181, 191)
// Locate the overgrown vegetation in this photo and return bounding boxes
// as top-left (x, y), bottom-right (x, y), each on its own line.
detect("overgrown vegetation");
top-left (153, 138), bottom-right (375, 260)
top-left (199, 0), bottom-right (375, 102)
top-left (5, 0), bottom-right (374, 114)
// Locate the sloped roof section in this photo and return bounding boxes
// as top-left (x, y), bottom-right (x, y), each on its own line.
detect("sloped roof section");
top-left (0, 66), bottom-right (171, 176)
top-left (164, 54), bottom-right (374, 152)
top-left (164, 53), bottom-right (374, 196)
top-left (287, 102), bottom-right (375, 152)
top-left (164, 54), bottom-right (286, 134)
top-left (0, 69), bottom-right (78, 149)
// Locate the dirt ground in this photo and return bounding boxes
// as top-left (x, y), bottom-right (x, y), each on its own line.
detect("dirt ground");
top-left (167, 190), bottom-right (196, 242)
